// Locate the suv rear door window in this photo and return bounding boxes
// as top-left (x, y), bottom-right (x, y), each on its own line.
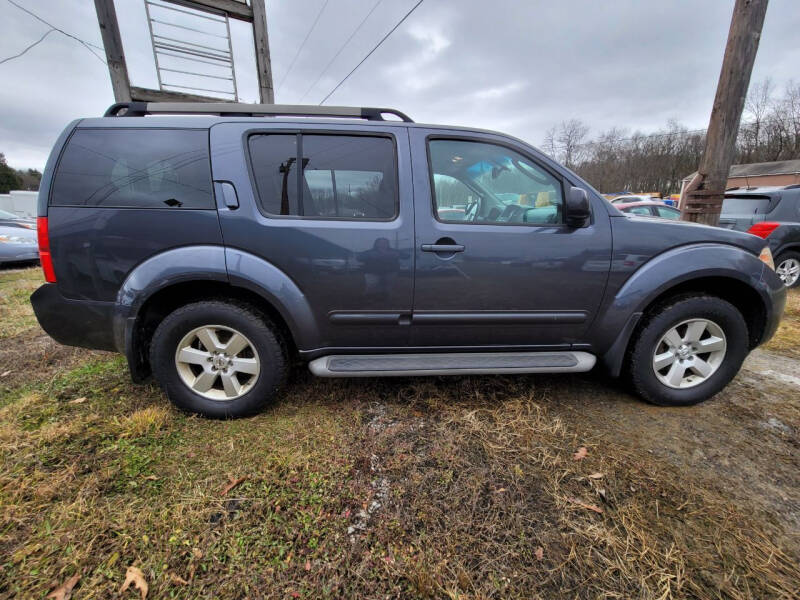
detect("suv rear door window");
top-left (248, 133), bottom-right (397, 220)
top-left (51, 129), bottom-right (214, 209)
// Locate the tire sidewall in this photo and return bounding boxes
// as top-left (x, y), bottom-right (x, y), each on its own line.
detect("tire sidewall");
top-left (151, 302), bottom-right (285, 418)
top-left (630, 296), bottom-right (748, 406)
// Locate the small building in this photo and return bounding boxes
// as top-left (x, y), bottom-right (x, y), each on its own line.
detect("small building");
top-left (0, 190), bottom-right (38, 217)
top-left (681, 159), bottom-right (800, 195)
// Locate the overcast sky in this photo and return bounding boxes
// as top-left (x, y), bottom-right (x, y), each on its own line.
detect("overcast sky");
top-left (1, 0), bottom-right (798, 170)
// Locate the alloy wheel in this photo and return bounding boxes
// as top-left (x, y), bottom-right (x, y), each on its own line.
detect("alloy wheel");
top-left (652, 318), bottom-right (727, 389)
top-left (776, 257), bottom-right (800, 287)
top-left (174, 325), bottom-right (260, 401)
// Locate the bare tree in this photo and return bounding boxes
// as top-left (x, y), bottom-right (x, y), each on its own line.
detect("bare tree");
top-left (558, 119), bottom-right (589, 169)
top-left (542, 81), bottom-right (800, 197)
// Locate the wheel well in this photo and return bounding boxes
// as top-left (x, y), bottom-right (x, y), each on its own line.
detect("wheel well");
top-left (131, 281), bottom-right (297, 380)
top-left (639, 276), bottom-right (767, 349)
top-left (775, 245), bottom-right (800, 259)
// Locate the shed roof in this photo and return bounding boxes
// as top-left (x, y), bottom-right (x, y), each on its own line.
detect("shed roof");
top-left (683, 158), bottom-right (800, 181)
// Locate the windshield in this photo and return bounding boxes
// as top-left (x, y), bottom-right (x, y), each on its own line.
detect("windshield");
top-left (0, 209), bottom-right (23, 220)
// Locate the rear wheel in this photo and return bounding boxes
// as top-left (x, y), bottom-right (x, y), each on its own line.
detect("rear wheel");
top-left (628, 294), bottom-right (748, 406)
top-left (775, 251), bottom-right (800, 288)
top-left (150, 301), bottom-right (287, 418)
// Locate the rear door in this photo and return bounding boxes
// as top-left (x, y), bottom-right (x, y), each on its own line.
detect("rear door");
top-left (211, 122), bottom-right (414, 351)
top-left (408, 128), bottom-right (612, 348)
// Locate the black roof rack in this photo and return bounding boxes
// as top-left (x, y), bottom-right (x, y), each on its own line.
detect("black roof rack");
top-left (104, 102), bottom-right (413, 122)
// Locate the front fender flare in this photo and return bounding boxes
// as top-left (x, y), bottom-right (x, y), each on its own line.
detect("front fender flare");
top-left (594, 243), bottom-right (767, 376)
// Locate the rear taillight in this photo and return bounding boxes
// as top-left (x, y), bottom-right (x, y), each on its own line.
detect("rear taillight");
top-left (37, 217), bottom-right (56, 283)
top-left (747, 221), bottom-right (780, 239)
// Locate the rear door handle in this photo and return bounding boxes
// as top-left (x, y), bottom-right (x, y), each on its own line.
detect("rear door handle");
top-left (421, 244), bottom-right (465, 253)
top-left (214, 181), bottom-right (239, 209)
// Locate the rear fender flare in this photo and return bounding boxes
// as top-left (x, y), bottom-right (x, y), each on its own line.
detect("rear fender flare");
top-left (114, 245), bottom-right (318, 379)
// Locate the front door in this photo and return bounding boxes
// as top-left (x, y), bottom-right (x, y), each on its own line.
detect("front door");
top-left (211, 122), bottom-right (414, 351)
top-left (409, 128), bottom-right (611, 348)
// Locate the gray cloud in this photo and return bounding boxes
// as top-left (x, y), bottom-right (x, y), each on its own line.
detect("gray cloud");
top-left (1, 0), bottom-right (798, 169)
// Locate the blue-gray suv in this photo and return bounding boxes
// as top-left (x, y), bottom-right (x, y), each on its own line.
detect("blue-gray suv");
top-left (30, 102), bottom-right (786, 417)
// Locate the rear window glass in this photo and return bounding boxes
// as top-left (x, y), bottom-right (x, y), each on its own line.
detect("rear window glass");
top-left (722, 195), bottom-right (772, 215)
top-left (248, 133), bottom-right (397, 220)
top-left (51, 129), bottom-right (213, 209)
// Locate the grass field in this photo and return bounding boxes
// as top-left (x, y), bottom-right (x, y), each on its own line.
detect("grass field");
top-left (1, 266), bottom-right (799, 599)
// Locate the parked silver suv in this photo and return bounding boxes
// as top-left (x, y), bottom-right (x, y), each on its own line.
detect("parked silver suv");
top-left (720, 186), bottom-right (800, 287)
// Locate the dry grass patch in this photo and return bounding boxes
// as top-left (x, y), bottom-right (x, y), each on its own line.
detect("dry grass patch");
top-left (0, 267), bottom-right (42, 339)
top-left (359, 378), bottom-right (800, 599)
top-left (765, 288), bottom-right (800, 359)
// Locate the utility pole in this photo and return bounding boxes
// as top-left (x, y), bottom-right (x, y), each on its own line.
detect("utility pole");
top-left (681, 0), bottom-right (769, 225)
top-left (94, 0), bottom-right (131, 102)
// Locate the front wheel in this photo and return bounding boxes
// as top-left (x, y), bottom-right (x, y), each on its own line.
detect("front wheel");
top-left (150, 301), bottom-right (287, 418)
top-left (627, 295), bottom-right (748, 406)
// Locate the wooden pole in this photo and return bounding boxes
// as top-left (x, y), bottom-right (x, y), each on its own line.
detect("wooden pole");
top-left (251, 0), bottom-right (275, 103)
top-left (93, 0), bottom-right (131, 102)
top-left (681, 0), bottom-right (768, 225)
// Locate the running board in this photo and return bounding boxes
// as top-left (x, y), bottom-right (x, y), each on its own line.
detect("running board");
top-left (308, 351), bottom-right (596, 377)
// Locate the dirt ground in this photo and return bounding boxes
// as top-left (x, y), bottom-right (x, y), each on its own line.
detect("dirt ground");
top-left (1, 266), bottom-right (798, 599)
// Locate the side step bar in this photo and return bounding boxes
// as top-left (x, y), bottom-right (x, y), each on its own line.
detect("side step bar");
top-left (308, 351), bottom-right (596, 377)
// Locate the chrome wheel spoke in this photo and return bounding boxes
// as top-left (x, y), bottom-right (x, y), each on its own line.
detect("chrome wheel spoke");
top-left (224, 333), bottom-right (249, 357)
top-left (663, 328), bottom-right (683, 349)
top-left (231, 357), bottom-right (259, 375)
top-left (683, 321), bottom-right (707, 343)
top-left (653, 350), bottom-right (676, 371)
top-left (665, 361), bottom-right (687, 387)
top-left (196, 327), bottom-right (223, 352)
top-left (220, 372), bottom-right (242, 397)
top-left (177, 347), bottom-right (210, 366)
top-left (696, 336), bottom-right (725, 353)
top-left (192, 370), bottom-right (217, 393)
top-left (690, 357), bottom-right (713, 378)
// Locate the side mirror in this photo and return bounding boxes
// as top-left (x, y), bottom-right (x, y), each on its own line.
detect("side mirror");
top-left (565, 186), bottom-right (591, 228)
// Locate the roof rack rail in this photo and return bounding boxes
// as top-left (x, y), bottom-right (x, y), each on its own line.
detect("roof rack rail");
top-left (104, 102), bottom-right (413, 122)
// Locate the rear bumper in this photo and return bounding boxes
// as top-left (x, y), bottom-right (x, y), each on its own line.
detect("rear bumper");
top-left (30, 283), bottom-right (117, 351)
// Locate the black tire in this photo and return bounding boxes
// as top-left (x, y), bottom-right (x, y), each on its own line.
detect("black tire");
top-left (774, 250), bottom-right (800, 289)
top-left (627, 294), bottom-right (748, 406)
top-left (150, 301), bottom-right (287, 418)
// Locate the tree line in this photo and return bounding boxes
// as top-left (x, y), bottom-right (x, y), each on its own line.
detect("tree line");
top-left (542, 79), bottom-right (800, 196)
top-left (0, 153), bottom-right (41, 194)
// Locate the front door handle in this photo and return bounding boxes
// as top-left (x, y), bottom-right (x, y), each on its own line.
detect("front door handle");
top-left (421, 244), bottom-right (465, 253)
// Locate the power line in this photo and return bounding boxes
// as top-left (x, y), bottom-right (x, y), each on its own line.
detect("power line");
top-left (298, 0), bottom-right (383, 103)
top-left (275, 0), bottom-right (331, 94)
top-left (4, 0), bottom-right (107, 65)
top-left (0, 27), bottom-right (55, 65)
top-left (319, 0), bottom-right (425, 105)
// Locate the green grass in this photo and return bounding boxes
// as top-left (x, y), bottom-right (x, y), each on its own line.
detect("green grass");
top-left (0, 267), bottom-right (42, 339)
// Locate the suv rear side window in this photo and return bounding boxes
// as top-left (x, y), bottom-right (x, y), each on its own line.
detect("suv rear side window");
top-left (248, 133), bottom-right (397, 220)
top-left (51, 129), bottom-right (213, 209)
